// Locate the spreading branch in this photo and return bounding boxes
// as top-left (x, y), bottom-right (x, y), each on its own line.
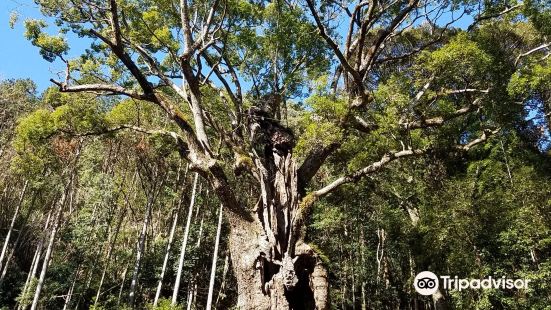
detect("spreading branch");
top-left (67, 124), bottom-right (184, 141)
top-left (297, 142), bottom-right (341, 192)
top-left (400, 98), bottom-right (483, 130)
top-left (456, 128), bottom-right (500, 152)
top-left (468, 4), bottom-right (522, 31)
top-left (361, 0), bottom-right (420, 73)
top-left (313, 148), bottom-right (426, 198)
top-left (515, 43), bottom-right (551, 65)
top-left (50, 79), bottom-right (147, 100)
top-left (305, 0), bottom-right (362, 86)
top-left (310, 127), bottom-right (499, 200)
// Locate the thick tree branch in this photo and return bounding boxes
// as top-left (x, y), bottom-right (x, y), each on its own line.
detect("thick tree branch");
top-left (50, 79), bottom-right (147, 100)
top-left (468, 4), bottom-right (522, 31)
top-left (313, 148), bottom-right (426, 198)
top-left (345, 1), bottom-right (370, 57)
top-left (400, 98), bottom-right (482, 130)
top-left (109, 0), bottom-right (122, 46)
top-left (203, 52), bottom-right (242, 125)
top-left (188, 0), bottom-right (221, 55)
top-left (305, 0), bottom-right (362, 85)
top-left (89, 28), bottom-right (211, 157)
top-left (76, 124), bottom-right (184, 140)
top-left (310, 127), bottom-right (499, 201)
top-left (297, 142), bottom-right (341, 192)
top-left (132, 43), bottom-right (188, 100)
top-left (361, 0), bottom-right (420, 73)
top-left (180, 0), bottom-right (193, 51)
top-left (456, 128), bottom-right (500, 151)
top-left (350, 115), bottom-right (379, 133)
top-left (515, 43), bottom-right (551, 65)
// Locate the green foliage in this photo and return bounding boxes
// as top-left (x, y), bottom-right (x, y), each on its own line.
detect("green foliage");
top-left (418, 33), bottom-right (492, 86)
top-left (11, 90), bottom-right (107, 175)
top-left (12, 108), bottom-right (56, 174)
top-left (146, 298), bottom-right (184, 310)
top-left (9, 11), bottom-right (19, 29)
top-left (51, 99), bottom-right (106, 133)
top-left (24, 19), bottom-right (68, 62)
top-left (295, 120), bottom-right (341, 157)
top-left (15, 278), bottom-right (37, 308)
top-left (508, 58), bottom-right (551, 97)
top-left (105, 99), bottom-right (155, 126)
top-left (13, 109), bottom-right (55, 149)
top-left (523, 0), bottom-right (551, 36)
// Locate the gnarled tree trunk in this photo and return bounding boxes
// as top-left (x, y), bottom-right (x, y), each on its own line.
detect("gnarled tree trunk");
top-left (226, 212), bottom-right (329, 310)
top-left (216, 106), bottom-right (331, 309)
top-left (226, 115), bottom-right (330, 309)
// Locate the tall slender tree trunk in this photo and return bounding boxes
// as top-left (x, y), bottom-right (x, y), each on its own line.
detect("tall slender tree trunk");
top-left (153, 164), bottom-right (188, 307)
top-left (206, 204), bottom-right (223, 309)
top-left (342, 260), bottom-right (347, 310)
top-left (215, 254), bottom-right (229, 309)
top-left (1, 185), bottom-right (40, 286)
top-left (0, 180), bottom-right (28, 273)
top-left (117, 264), bottom-right (128, 308)
top-left (62, 265), bottom-right (80, 310)
top-left (73, 192), bottom-right (104, 310)
top-left (30, 184), bottom-right (71, 310)
top-left (190, 181), bottom-right (207, 309)
top-left (187, 201), bottom-right (206, 310)
top-left (17, 210), bottom-right (52, 310)
top-left (171, 172), bottom-right (199, 305)
top-left (94, 207), bottom-right (126, 306)
top-left (361, 282), bottom-right (367, 310)
top-left (92, 154), bottom-right (130, 307)
top-left (360, 229), bottom-right (367, 310)
top-left (128, 190), bottom-right (156, 307)
top-left (352, 260), bottom-right (356, 310)
top-left (20, 246), bottom-right (40, 307)
top-left (0, 182), bottom-right (10, 206)
top-left (186, 286), bottom-right (194, 310)
top-left (187, 212), bottom-right (205, 310)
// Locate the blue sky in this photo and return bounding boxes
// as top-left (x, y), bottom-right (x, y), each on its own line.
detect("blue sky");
top-left (1, 0), bottom-right (90, 92)
top-left (0, 0), bottom-right (59, 90)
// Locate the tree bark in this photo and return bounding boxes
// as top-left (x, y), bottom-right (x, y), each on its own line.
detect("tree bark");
top-left (226, 107), bottom-right (330, 309)
top-left (128, 186), bottom-right (156, 307)
top-left (94, 206), bottom-right (126, 306)
top-left (62, 265), bottom-right (80, 310)
top-left (206, 204), bottom-right (223, 309)
top-left (153, 164), bottom-right (188, 307)
top-left (185, 286), bottom-right (192, 310)
top-left (0, 180), bottom-right (28, 273)
top-left (226, 211), bottom-right (329, 310)
top-left (172, 172), bottom-right (199, 305)
top-left (30, 186), bottom-right (70, 310)
top-left (17, 210), bottom-right (52, 310)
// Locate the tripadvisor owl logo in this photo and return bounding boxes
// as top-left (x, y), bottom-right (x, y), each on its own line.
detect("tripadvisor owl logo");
top-left (413, 271), bottom-right (532, 295)
top-left (414, 271), bottom-right (439, 295)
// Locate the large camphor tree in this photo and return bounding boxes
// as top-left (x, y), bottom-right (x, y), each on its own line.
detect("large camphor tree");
top-left (22, 0), bottom-right (549, 308)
